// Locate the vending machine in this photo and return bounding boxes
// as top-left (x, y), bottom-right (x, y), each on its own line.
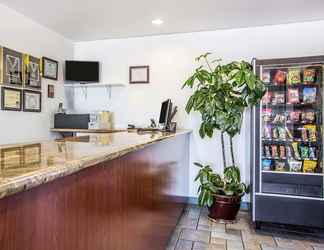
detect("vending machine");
top-left (252, 56), bottom-right (324, 229)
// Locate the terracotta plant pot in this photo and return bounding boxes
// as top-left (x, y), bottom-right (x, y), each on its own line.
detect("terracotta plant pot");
top-left (208, 194), bottom-right (241, 223)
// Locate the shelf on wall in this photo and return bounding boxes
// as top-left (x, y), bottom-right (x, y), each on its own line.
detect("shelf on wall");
top-left (64, 83), bottom-right (126, 87)
top-left (64, 83), bottom-right (126, 99)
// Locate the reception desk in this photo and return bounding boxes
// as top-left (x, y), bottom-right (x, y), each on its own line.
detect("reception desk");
top-left (0, 130), bottom-right (190, 250)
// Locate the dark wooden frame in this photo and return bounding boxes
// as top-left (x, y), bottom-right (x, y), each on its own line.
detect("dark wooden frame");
top-left (24, 55), bottom-right (42, 89)
top-left (42, 57), bottom-right (58, 80)
top-left (23, 89), bottom-right (42, 112)
top-left (129, 65), bottom-right (150, 84)
top-left (1, 87), bottom-right (22, 111)
top-left (47, 84), bottom-right (54, 98)
top-left (1, 47), bottom-right (23, 86)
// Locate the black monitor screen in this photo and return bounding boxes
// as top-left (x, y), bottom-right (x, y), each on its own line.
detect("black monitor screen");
top-left (65, 61), bottom-right (99, 82)
top-left (159, 99), bottom-right (171, 124)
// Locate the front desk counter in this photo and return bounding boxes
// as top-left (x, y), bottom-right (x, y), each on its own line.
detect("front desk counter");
top-left (0, 130), bottom-right (191, 250)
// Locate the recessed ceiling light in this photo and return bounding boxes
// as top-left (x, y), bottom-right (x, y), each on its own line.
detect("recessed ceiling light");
top-left (152, 19), bottom-right (164, 25)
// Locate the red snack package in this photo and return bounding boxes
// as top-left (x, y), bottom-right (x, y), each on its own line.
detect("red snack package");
top-left (273, 70), bottom-right (286, 85)
top-left (289, 111), bottom-right (301, 122)
top-left (262, 91), bottom-right (272, 104)
top-left (279, 145), bottom-right (286, 158)
top-left (271, 145), bottom-right (278, 158)
top-left (287, 88), bottom-right (299, 104)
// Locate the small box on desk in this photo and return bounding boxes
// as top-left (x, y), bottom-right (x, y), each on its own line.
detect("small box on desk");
top-left (54, 114), bottom-right (90, 129)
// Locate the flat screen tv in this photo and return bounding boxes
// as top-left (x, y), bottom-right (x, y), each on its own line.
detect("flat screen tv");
top-left (65, 61), bottom-right (99, 82)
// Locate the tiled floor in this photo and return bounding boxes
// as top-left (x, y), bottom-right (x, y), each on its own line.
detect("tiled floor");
top-left (167, 205), bottom-right (324, 250)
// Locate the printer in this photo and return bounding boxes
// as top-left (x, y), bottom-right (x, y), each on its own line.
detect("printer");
top-left (54, 113), bottom-right (90, 129)
top-left (54, 111), bottom-right (114, 130)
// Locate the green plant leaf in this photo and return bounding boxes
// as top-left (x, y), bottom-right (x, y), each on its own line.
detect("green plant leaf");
top-left (199, 123), bottom-right (206, 138)
top-left (182, 74), bottom-right (196, 89)
top-left (185, 95), bottom-right (195, 113)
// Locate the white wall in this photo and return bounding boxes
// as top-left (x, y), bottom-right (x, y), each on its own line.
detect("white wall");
top-left (0, 4), bottom-right (73, 145)
top-left (73, 20), bottom-right (324, 198)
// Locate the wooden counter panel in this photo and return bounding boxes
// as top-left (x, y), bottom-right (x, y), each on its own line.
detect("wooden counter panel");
top-left (0, 134), bottom-right (189, 250)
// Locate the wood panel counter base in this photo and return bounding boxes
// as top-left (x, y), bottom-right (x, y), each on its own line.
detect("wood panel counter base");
top-left (0, 133), bottom-right (189, 250)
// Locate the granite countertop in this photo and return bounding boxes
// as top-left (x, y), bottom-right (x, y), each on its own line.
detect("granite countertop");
top-left (51, 128), bottom-right (127, 133)
top-left (0, 130), bottom-right (191, 200)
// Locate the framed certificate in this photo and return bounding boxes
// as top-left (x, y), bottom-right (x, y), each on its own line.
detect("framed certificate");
top-left (24, 55), bottom-right (41, 89)
top-left (23, 90), bottom-right (41, 112)
top-left (129, 66), bottom-right (150, 84)
top-left (1, 87), bottom-right (22, 111)
top-left (1, 47), bottom-right (23, 86)
top-left (42, 57), bottom-right (58, 80)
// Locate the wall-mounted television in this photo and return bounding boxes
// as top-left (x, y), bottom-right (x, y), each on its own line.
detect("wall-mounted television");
top-left (65, 60), bottom-right (99, 83)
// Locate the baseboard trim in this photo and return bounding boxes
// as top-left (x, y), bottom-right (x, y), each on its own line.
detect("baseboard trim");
top-left (187, 197), bottom-right (199, 205)
top-left (187, 197), bottom-right (250, 211)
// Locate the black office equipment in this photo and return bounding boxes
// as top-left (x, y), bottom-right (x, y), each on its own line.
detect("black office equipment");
top-left (65, 61), bottom-right (99, 82)
top-left (54, 114), bottom-right (90, 129)
top-left (159, 99), bottom-right (172, 130)
top-left (128, 100), bottom-right (177, 132)
top-left (127, 124), bottom-right (136, 129)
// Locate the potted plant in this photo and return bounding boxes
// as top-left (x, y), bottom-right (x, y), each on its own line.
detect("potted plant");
top-left (182, 53), bottom-right (265, 222)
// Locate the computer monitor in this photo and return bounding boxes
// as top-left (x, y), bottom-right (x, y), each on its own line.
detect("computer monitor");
top-left (159, 99), bottom-right (172, 129)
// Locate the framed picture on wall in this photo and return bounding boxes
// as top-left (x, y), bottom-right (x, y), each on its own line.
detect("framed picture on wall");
top-left (48, 84), bottom-right (54, 98)
top-left (24, 55), bottom-right (41, 89)
top-left (42, 57), bottom-right (58, 80)
top-left (1, 87), bottom-right (22, 111)
top-left (23, 90), bottom-right (41, 112)
top-left (129, 66), bottom-right (150, 84)
top-left (1, 47), bottom-right (23, 86)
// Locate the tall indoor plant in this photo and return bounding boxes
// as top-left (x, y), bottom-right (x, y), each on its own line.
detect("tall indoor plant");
top-left (183, 53), bottom-right (265, 222)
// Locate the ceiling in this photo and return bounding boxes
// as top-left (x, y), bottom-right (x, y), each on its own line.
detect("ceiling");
top-left (1, 0), bottom-right (324, 41)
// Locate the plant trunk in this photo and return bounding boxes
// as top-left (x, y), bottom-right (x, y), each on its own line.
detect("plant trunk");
top-left (221, 132), bottom-right (226, 169)
top-left (229, 136), bottom-right (235, 166)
